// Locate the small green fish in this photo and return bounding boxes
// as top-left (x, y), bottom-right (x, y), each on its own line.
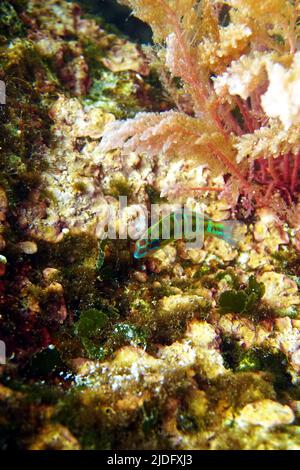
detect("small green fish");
top-left (134, 210), bottom-right (243, 259)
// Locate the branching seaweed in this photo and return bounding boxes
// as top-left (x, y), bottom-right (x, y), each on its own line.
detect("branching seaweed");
top-left (100, 0), bottom-right (300, 208)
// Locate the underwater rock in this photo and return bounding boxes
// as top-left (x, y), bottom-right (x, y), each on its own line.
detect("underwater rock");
top-left (258, 271), bottom-right (300, 316)
top-left (236, 399), bottom-right (295, 428)
top-left (2, 0), bottom-right (300, 451)
top-left (101, 40), bottom-right (149, 75)
top-left (28, 423), bottom-right (80, 450)
top-left (18, 240), bottom-right (38, 254)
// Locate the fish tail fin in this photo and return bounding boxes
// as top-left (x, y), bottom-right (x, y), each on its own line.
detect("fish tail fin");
top-left (208, 220), bottom-right (244, 247)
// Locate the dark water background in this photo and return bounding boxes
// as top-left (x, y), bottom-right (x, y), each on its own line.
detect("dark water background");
top-left (73, 0), bottom-right (153, 43)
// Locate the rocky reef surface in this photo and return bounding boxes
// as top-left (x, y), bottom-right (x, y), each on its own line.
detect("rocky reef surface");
top-left (1, 0), bottom-right (300, 450)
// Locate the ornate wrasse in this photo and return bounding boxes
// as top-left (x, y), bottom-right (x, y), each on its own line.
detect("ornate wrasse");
top-left (134, 209), bottom-right (243, 259)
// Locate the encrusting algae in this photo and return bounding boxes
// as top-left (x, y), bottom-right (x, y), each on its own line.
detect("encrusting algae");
top-left (2, 0), bottom-right (300, 451)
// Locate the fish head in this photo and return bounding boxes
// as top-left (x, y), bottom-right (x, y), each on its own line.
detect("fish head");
top-left (134, 237), bottom-right (161, 259)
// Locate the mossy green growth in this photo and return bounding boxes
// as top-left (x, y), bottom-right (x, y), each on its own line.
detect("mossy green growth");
top-left (193, 265), bottom-right (212, 280)
top-left (218, 275), bottom-right (265, 316)
top-left (36, 234), bottom-right (105, 315)
top-left (97, 239), bottom-right (132, 284)
top-left (0, 37), bottom-right (57, 207)
top-left (237, 349), bottom-right (291, 388)
top-left (84, 68), bottom-right (140, 119)
top-left (177, 413), bottom-right (198, 433)
top-left (142, 405), bottom-right (159, 434)
top-left (0, 2), bottom-right (26, 41)
top-left (272, 247), bottom-right (300, 278)
top-left (110, 322), bottom-right (148, 349)
top-left (10, 381), bottom-right (65, 406)
top-left (145, 184), bottom-right (167, 204)
top-left (54, 391), bottom-right (113, 450)
top-left (96, 244), bottom-right (105, 272)
top-left (221, 337), bottom-right (291, 391)
top-left (276, 305), bottom-right (299, 319)
top-left (207, 371), bottom-right (276, 413)
top-left (83, 42), bottom-right (170, 119)
top-left (106, 175), bottom-right (133, 198)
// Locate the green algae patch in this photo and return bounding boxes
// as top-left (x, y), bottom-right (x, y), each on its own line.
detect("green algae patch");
top-left (218, 275), bottom-right (265, 317)
top-left (220, 337), bottom-right (292, 392)
top-left (75, 308), bottom-right (109, 338)
top-left (0, 2), bottom-right (26, 40)
top-left (74, 307), bottom-right (113, 360)
top-left (219, 290), bottom-right (248, 314)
